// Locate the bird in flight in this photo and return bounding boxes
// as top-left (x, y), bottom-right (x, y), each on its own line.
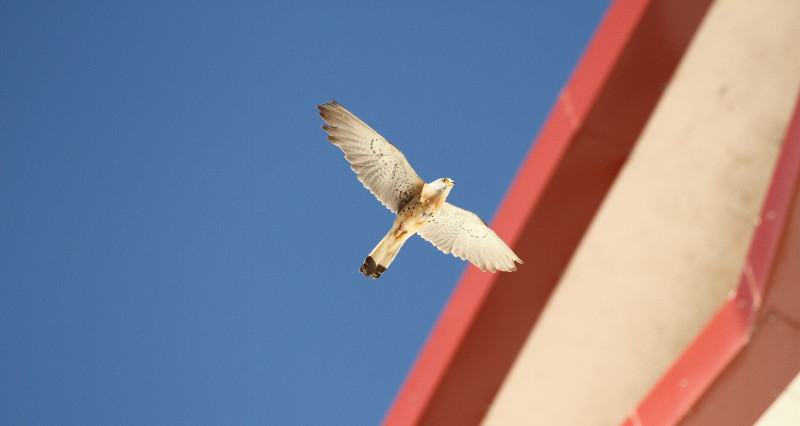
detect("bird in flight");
top-left (319, 101), bottom-right (522, 279)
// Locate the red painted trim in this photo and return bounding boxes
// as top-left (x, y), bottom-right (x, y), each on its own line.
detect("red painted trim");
top-left (384, 0), bottom-right (714, 424)
top-left (622, 93), bottom-right (800, 426)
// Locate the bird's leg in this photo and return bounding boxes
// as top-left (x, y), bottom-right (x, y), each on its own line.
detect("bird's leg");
top-left (394, 222), bottom-right (406, 240)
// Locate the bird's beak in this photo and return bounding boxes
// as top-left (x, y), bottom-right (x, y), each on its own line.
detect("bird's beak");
top-left (448, 179), bottom-right (455, 187)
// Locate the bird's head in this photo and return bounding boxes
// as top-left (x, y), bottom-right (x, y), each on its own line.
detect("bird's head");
top-left (432, 177), bottom-right (455, 193)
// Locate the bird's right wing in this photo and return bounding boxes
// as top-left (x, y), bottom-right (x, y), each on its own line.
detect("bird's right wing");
top-left (319, 101), bottom-right (424, 214)
top-left (418, 203), bottom-right (522, 272)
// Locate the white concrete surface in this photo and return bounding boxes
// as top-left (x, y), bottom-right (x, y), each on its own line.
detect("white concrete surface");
top-left (484, 0), bottom-right (800, 424)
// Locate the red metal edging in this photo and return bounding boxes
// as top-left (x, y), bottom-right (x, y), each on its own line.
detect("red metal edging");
top-left (384, 1), bottom-right (714, 424)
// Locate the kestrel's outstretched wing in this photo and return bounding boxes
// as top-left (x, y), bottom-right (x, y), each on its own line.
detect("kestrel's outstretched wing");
top-left (418, 203), bottom-right (522, 272)
top-left (318, 101), bottom-right (424, 214)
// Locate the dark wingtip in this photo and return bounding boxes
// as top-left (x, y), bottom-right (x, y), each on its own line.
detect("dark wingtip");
top-left (317, 102), bottom-right (331, 116)
top-left (317, 100), bottom-right (339, 110)
top-left (360, 256), bottom-right (386, 279)
top-left (318, 101), bottom-right (343, 124)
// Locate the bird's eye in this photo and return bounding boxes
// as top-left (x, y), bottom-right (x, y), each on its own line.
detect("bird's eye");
top-left (441, 178), bottom-right (446, 183)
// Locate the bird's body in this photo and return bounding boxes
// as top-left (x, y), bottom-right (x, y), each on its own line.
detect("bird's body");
top-left (319, 101), bottom-right (522, 279)
top-left (361, 177), bottom-right (454, 278)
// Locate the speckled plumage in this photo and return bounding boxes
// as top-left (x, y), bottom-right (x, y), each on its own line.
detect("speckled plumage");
top-left (319, 101), bottom-right (522, 278)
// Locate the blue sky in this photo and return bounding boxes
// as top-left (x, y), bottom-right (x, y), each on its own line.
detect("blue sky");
top-left (1, 1), bottom-right (609, 424)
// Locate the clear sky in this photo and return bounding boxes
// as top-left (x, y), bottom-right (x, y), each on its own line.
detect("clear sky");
top-left (1, 1), bottom-right (610, 424)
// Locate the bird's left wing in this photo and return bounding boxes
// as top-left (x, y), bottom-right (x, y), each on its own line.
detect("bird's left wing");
top-left (418, 203), bottom-right (522, 272)
top-left (318, 101), bottom-right (424, 214)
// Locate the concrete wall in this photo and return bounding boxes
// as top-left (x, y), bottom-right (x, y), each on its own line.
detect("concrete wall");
top-left (484, 0), bottom-right (800, 424)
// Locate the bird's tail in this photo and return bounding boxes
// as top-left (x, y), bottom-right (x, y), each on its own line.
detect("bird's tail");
top-left (360, 228), bottom-right (408, 279)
